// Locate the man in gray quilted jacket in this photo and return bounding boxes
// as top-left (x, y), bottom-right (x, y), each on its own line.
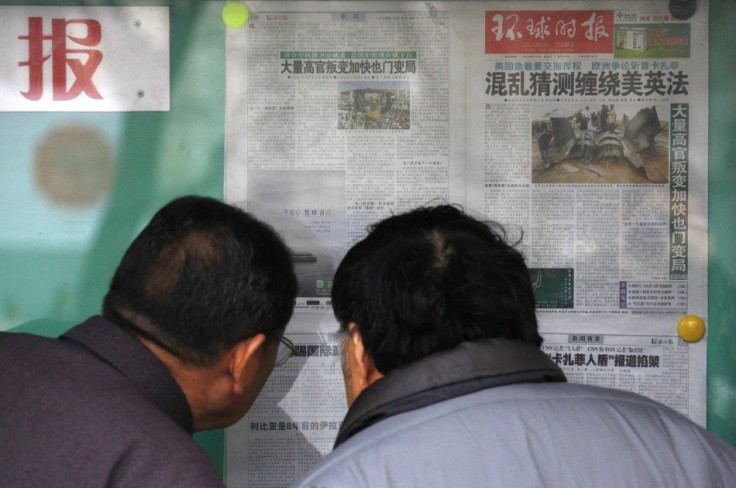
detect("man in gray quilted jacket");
top-left (291, 204), bottom-right (736, 488)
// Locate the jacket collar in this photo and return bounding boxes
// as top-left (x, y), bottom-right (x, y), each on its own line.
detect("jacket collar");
top-left (60, 315), bottom-right (194, 434)
top-left (335, 338), bottom-right (566, 447)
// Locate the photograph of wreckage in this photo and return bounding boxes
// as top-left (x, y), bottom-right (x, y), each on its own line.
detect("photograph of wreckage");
top-left (532, 103), bottom-right (669, 184)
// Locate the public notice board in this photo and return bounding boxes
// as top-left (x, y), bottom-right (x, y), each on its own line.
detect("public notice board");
top-left (224, 2), bottom-right (709, 486)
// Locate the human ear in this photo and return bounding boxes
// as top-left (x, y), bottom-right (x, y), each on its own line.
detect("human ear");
top-left (229, 333), bottom-right (268, 395)
top-left (347, 323), bottom-right (383, 391)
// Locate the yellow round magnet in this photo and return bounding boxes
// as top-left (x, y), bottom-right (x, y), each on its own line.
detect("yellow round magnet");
top-left (677, 314), bottom-right (706, 343)
top-left (222, 2), bottom-right (249, 28)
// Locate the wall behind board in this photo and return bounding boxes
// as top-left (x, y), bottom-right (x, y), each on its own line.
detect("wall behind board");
top-left (0, 0), bottom-right (227, 475)
top-left (707, 0), bottom-right (736, 449)
top-left (1, 0), bottom-right (734, 479)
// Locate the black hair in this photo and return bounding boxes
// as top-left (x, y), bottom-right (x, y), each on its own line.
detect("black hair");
top-left (332, 205), bottom-right (542, 374)
top-left (103, 196), bottom-right (297, 366)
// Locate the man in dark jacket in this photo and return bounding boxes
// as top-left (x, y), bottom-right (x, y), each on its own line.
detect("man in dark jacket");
top-left (0, 196), bottom-right (298, 487)
top-left (291, 204), bottom-right (736, 488)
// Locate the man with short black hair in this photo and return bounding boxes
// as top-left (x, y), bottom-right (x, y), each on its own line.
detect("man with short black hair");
top-left (1, 196), bottom-right (298, 487)
top-left (291, 204), bottom-right (736, 488)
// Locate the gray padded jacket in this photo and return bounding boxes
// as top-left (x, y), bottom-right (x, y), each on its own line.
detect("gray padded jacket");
top-left (291, 339), bottom-right (736, 488)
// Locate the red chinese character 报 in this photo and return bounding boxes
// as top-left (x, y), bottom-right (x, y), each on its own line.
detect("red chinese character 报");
top-left (18, 17), bottom-right (103, 101)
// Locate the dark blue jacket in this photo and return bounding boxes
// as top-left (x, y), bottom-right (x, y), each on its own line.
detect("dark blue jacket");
top-left (0, 316), bottom-right (223, 487)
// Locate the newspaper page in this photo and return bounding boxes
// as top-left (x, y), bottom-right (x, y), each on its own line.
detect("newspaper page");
top-left (224, 1), bottom-right (708, 485)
